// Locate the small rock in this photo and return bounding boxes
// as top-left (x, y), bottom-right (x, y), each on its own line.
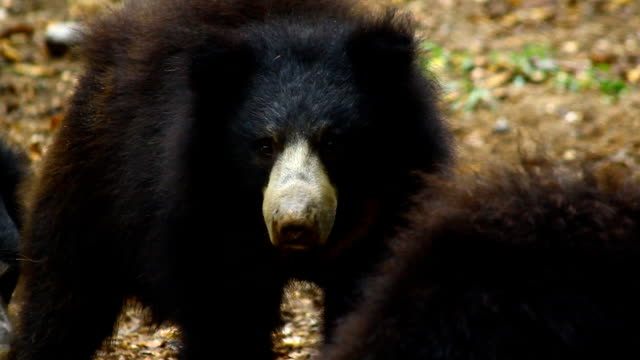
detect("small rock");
top-left (563, 111), bottom-right (583, 124)
top-left (493, 117), bottom-right (510, 134)
top-left (45, 21), bottom-right (84, 57)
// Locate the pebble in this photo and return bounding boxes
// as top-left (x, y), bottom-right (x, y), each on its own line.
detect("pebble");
top-left (493, 117), bottom-right (510, 133)
top-left (45, 21), bottom-right (84, 57)
top-left (564, 111), bottom-right (583, 124)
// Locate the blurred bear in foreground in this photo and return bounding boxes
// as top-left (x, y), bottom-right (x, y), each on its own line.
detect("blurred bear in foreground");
top-left (0, 139), bottom-right (26, 349)
top-left (320, 161), bottom-right (640, 360)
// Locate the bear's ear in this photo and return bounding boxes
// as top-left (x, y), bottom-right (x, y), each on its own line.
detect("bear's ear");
top-left (346, 24), bottom-right (416, 82)
top-left (188, 34), bottom-right (255, 105)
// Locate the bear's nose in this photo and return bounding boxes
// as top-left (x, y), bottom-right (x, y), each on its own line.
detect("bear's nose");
top-left (277, 223), bottom-right (318, 249)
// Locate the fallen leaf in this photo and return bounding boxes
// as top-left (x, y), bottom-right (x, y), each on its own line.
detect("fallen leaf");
top-left (12, 63), bottom-right (56, 77)
top-left (0, 39), bottom-right (22, 62)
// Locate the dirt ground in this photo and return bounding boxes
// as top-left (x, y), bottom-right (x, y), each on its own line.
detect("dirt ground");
top-left (0, 0), bottom-right (639, 359)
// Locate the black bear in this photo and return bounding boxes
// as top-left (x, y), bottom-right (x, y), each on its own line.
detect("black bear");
top-left (9, 0), bottom-right (451, 359)
top-left (0, 139), bottom-right (27, 347)
top-left (319, 162), bottom-right (640, 360)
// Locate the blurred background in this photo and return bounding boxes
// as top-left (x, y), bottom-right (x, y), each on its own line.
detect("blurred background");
top-left (0, 0), bottom-right (638, 359)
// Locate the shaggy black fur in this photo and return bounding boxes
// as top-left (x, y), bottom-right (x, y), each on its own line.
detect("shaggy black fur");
top-left (0, 138), bottom-right (27, 347)
top-left (0, 139), bottom-right (26, 305)
top-left (9, 1), bottom-right (451, 359)
top-left (319, 163), bottom-right (640, 360)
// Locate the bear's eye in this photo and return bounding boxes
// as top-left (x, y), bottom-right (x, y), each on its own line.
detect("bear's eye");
top-left (324, 137), bottom-right (335, 148)
top-left (256, 138), bottom-right (275, 158)
top-left (321, 133), bottom-right (340, 153)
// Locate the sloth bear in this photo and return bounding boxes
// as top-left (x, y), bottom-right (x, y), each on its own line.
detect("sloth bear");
top-left (9, 1), bottom-right (451, 359)
top-left (319, 162), bottom-right (640, 360)
top-left (0, 139), bottom-right (27, 346)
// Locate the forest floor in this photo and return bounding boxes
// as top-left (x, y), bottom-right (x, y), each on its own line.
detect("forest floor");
top-left (1, 0), bottom-right (639, 359)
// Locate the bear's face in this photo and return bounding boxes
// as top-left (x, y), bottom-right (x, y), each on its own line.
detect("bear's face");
top-left (229, 23), bottom-right (367, 253)
top-left (188, 17), bottom-right (446, 258)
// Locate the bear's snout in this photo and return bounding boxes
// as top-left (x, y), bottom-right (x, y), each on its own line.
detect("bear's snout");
top-left (263, 139), bottom-right (337, 250)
